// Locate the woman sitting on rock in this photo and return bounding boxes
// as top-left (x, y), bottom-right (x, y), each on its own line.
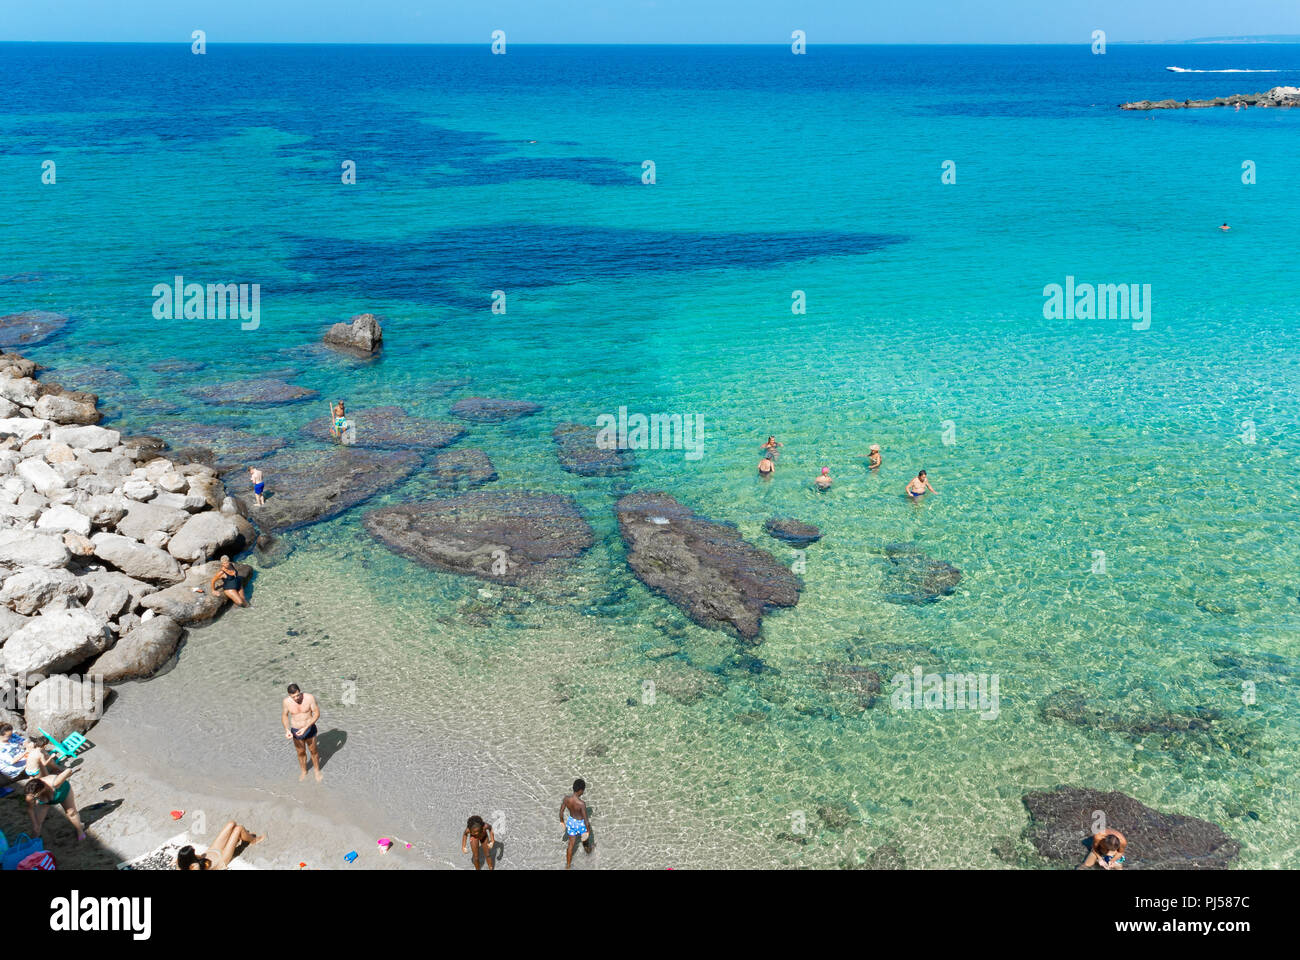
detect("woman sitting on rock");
top-left (209, 556), bottom-right (250, 608)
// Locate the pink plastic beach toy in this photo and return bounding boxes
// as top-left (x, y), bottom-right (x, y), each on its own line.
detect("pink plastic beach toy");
top-left (377, 838), bottom-right (393, 853)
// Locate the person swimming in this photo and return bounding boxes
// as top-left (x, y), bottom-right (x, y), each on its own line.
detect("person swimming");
top-left (762, 436), bottom-right (783, 459)
top-left (814, 466), bottom-right (832, 490)
top-left (1220, 223), bottom-right (1231, 231)
top-left (758, 454), bottom-right (774, 477)
top-left (906, 470), bottom-right (936, 499)
top-left (867, 444), bottom-right (882, 470)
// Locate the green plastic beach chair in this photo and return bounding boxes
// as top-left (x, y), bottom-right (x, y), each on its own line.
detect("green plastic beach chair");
top-left (37, 729), bottom-right (87, 762)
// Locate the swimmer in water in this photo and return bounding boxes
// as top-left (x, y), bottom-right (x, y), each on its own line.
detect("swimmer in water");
top-left (906, 470), bottom-right (936, 499)
top-left (758, 455), bottom-right (774, 477)
top-left (814, 466), bottom-right (832, 491)
top-left (762, 436), bottom-right (783, 458)
top-left (867, 444), bottom-right (882, 471)
top-left (1220, 223), bottom-right (1231, 231)
top-left (1080, 829), bottom-right (1127, 870)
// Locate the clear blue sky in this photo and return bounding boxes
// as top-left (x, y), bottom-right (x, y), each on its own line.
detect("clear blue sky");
top-left (3, 0), bottom-right (1298, 43)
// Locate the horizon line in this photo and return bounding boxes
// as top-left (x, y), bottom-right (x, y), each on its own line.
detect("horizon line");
top-left (4, 39), bottom-right (1300, 46)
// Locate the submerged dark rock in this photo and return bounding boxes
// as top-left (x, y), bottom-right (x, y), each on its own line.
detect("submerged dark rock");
top-left (449, 397), bottom-right (542, 422)
top-left (0, 311), bottom-right (69, 347)
top-left (553, 422), bottom-right (634, 476)
top-left (185, 378), bottom-right (319, 406)
top-left (251, 447), bottom-right (421, 532)
top-left (149, 422), bottom-right (288, 465)
top-left (428, 448), bottom-right (498, 488)
top-left (882, 542), bottom-right (961, 604)
top-left (1023, 787), bottom-right (1240, 870)
top-left (764, 517), bottom-right (822, 547)
top-left (616, 491), bottom-right (799, 641)
top-left (363, 491), bottom-right (593, 584)
top-left (299, 405), bottom-right (465, 450)
top-left (1039, 685), bottom-right (1219, 740)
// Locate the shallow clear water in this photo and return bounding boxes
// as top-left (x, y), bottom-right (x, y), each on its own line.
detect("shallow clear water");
top-left (2, 43), bottom-right (1298, 867)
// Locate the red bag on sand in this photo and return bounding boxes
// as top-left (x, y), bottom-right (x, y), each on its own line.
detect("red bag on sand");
top-left (17, 851), bottom-right (56, 870)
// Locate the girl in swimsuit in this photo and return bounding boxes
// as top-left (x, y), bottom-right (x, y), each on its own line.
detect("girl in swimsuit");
top-left (176, 821), bottom-right (264, 870)
top-left (25, 767), bottom-right (85, 840)
top-left (461, 815), bottom-right (496, 871)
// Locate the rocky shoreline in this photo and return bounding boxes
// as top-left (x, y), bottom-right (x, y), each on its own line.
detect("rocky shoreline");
top-left (0, 347), bottom-right (257, 741)
top-left (1120, 84), bottom-right (1300, 110)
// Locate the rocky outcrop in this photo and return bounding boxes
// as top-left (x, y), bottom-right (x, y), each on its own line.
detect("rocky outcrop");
top-left (166, 511), bottom-right (247, 562)
top-left (138, 561), bottom-right (237, 625)
top-left (248, 447), bottom-right (422, 532)
top-left (148, 422), bottom-right (287, 465)
top-left (882, 543), bottom-right (961, 604)
top-left (553, 423), bottom-right (634, 476)
top-left (2, 608), bottom-right (110, 677)
top-left (764, 517), bottom-right (822, 547)
top-left (428, 448), bottom-right (498, 488)
top-left (323, 312), bottom-right (383, 356)
top-left (1121, 86), bottom-right (1300, 110)
top-left (22, 675), bottom-right (107, 741)
top-left (299, 406), bottom-right (465, 450)
top-left (616, 492), bottom-right (800, 641)
top-left (449, 397), bottom-right (542, 422)
top-left (364, 491), bottom-right (593, 584)
top-left (91, 533), bottom-right (185, 583)
top-left (185, 378), bottom-right (319, 406)
top-left (1022, 787), bottom-right (1240, 869)
top-left (88, 616), bottom-right (183, 682)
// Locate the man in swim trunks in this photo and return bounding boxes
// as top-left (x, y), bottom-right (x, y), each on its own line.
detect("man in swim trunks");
top-left (906, 469), bottom-right (936, 499)
top-left (282, 683), bottom-right (323, 782)
top-left (559, 778), bottom-right (592, 869)
top-left (209, 556), bottom-right (249, 607)
top-left (330, 400), bottom-right (348, 442)
top-left (249, 466), bottom-right (265, 507)
top-left (758, 455), bottom-right (774, 477)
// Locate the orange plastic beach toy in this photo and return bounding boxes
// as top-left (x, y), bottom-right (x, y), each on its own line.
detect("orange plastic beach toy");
top-left (169, 810), bottom-right (185, 820)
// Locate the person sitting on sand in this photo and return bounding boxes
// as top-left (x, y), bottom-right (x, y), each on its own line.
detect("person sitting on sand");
top-left (559, 779), bottom-right (593, 869)
top-left (210, 556), bottom-right (249, 607)
top-left (906, 470), bottom-right (936, 499)
top-left (762, 436), bottom-right (783, 458)
top-left (177, 821), bottom-right (265, 870)
top-left (282, 683), bottom-right (323, 782)
top-left (1080, 828), bottom-right (1127, 870)
top-left (17, 735), bottom-right (62, 779)
top-left (867, 444), bottom-right (882, 470)
top-left (25, 767), bottom-right (85, 841)
top-left (814, 466), bottom-right (832, 490)
top-left (249, 466), bottom-right (265, 507)
top-left (758, 455), bottom-right (774, 477)
top-left (461, 815), bottom-right (496, 871)
top-left (0, 723), bottom-right (30, 786)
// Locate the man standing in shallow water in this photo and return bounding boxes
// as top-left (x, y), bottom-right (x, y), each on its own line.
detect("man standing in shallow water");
top-left (282, 684), bottom-right (323, 782)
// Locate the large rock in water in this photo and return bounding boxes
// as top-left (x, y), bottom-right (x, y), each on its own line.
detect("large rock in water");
top-left (249, 447), bottom-right (421, 532)
top-left (88, 616), bottom-right (183, 682)
top-left (185, 378), bottom-right (319, 406)
top-left (428, 448), bottom-right (498, 488)
top-left (764, 517), bottom-right (822, 547)
top-left (23, 675), bottom-right (106, 741)
top-left (449, 397), bottom-right (542, 423)
top-left (364, 491), bottom-right (593, 584)
top-left (148, 422), bottom-right (287, 465)
top-left (299, 406), bottom-right (465, 449)
top-left (0, 311), bottom-right (68, 348)
top-left (616, 492), bottom-right (800, 641)
top-left (882, 543), bottom-right (961, 604)
top-left (2, 608), bottom-right (110, 677)
top-left (1022, 787), bottom-right (1240, 870)
top-left (323, 312), bottom-right (383, 355)
top-left (553, 423), bottom-right (634, 476)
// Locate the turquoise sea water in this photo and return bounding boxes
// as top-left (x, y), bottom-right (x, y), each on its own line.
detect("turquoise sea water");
top-left (2, 43), bottom-right (1298, 867)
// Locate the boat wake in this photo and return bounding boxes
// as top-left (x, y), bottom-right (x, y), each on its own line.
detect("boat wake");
top-left (1165, 66), bottom-right (1281, 73)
